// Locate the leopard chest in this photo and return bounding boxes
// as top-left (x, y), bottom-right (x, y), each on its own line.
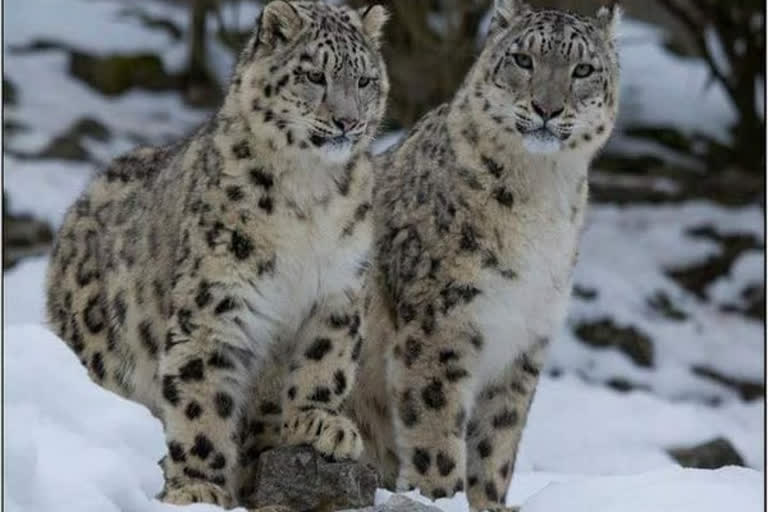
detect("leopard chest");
top-left (468, 178), bottom-right (585, 388)
top-left (240, 203), bottom-right (371, 336)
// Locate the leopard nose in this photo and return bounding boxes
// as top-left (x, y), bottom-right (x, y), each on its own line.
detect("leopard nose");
top-left (531, 101), bottom-right (564, 121)
top-left (333, 117), bottom-right (357, 133)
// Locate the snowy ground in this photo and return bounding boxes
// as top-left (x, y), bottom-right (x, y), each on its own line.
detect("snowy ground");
top-left (3, 0), bottom-right (765, 511)
top-left (4, 325), bottom-right (764, 512)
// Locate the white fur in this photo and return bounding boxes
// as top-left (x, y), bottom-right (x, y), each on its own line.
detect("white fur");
top-left (236, 205), bottom-right (370, 358)
top-left (470, 269), bottom-right (570, 390)
top-left (522, 131), bottom-right (563, 155)
top-left (321, 140), bottom-right (354, 164)
top-left (470, 156), bottom-right (586, 389)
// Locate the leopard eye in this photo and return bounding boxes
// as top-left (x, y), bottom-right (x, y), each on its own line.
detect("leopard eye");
top-left (573, 63), bottom-right (595, 78)
top-left (358, 76), bottom-right (372, 88)
top-left (512, 53), bottom-right (533, 70)
top-left (307, 70), bottom-right (326, 85)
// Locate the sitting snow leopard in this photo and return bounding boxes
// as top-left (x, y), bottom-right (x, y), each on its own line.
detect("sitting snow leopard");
top-left (346, 1), bottom-right (621, 510)
top-left (45, 1), bottom-right (389, 507)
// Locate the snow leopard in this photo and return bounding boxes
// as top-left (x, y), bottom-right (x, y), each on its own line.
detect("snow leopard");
top-left (346, 1), bottom-right (621, 510)
top-left (45, 1), bottom-right (389, 507)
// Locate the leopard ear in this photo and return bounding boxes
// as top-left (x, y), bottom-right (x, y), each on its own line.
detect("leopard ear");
top-left (259, 0), bottom-right (304, 49)
top-left (358, 5), bottom-right (390, 48)
top-left (490, 0), bottom-right (529, 34)
top-left (596, 2), bottom-right (622, 40)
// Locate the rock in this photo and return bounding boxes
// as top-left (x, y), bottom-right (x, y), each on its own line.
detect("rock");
top-left (69, 51), bottom-right (177, 96)
top-left (588, 179), bottom-right (678, 206)
top-left (340, 495), bottom-right (443, 512)
top-left (3, 77), bottom-right (18, 105)
top-left (668, 437), bottom-right (746, 469)
top-left (646, 291), bottom-right (688, 321)
top-left (682, 166), bottom-right (765, 207)
top-left (22, 117), bottom-right (112, 162)
top-left (691, 366), bottom-right (764, 402)
top-left (3, 119), bottom-right (28, 139)
top-left (592, 150), bottom-right (763, 207)
top-left (70, 118), bottom-right (111, 142)
top-left (572, 284), bottom-right (598, 301)
top-left (3, 193), bottom-right (53, 269)
top-left (624, 126), bottom-right (694, 154)
top-left (740, 284), bottom-right (765, 322)
top-left (720, 283), bottom-right (765, 323)
top-left (667, 226), bottom-right (763, 299)
top-left (605, 377), bottom-right (650, 394)
top-left (594, 153), bottom-right (667, 175)
top-left (573, 319), bottom-right (654, 368)
top-left (7, 38), bottom-right (71, 54)
top-left (250, 446), bottom-right (379, 512)
top-left (38, 134), bottom-right (90, 162)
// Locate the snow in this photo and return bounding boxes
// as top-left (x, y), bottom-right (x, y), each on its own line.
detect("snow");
top-left (3, 0), bottom-right (208, 169)
top-left (708, 251), bottom-right (764, 309)
top-left (4, 0), bottom-right (262, 80)
top-left (4, 325), bottom-right (247, 512)
top-left (3, 257), bottom-right (48, 326)
top-left (5, 51), bottom-right (205, 156)
top-left (375, 489), bottom-right (470, 512)
top-left (4, 325), bottom-right (763, 512)
top-left (378, 468), bottom-right (765, 512)
top-left (617, 20), bottom-right (737, 144)
top-left (518, 375), bottom-right (764, 473)
top-left (550, 202), bottom-right (765, 404)
top-left (519, 467), bottom-right (763, 512)
top-left (2, 157), bottom-right (93, 228)
top-left (4, 0), bottom-right (175, 55)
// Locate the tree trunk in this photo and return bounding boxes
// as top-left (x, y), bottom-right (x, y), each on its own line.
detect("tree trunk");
top-left (184, 0), bottom-right (222, 107)
top-left (348, 0), bottom-right (491, 128)
top-left (189, 0), bottom-right (210, 82)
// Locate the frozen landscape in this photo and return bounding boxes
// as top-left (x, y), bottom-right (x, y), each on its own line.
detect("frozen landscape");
top-left (3, 0), bottom-right (764, 510)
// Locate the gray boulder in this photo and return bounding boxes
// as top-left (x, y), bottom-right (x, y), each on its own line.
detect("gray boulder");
top-left (250, 446), bottom-right (379, 511)
top-left (668, 437), bottom-right (746, 469)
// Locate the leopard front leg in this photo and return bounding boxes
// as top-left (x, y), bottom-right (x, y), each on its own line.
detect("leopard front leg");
top-left (159, 335), bottom-right (245, 507)
top-left (466, 341), bottom-right (548, 512)
top-left (158, 274), bottom-right (264, 507)
top-left (388, 314), bottom-right (480, 501)
top-left (281, 291), bottom-right (364, 460)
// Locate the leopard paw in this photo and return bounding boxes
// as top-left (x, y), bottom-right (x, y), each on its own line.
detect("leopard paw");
top-left (282, 409), bottom-right (363, 461)
top-left (160, 481), bottom-right (233, 508)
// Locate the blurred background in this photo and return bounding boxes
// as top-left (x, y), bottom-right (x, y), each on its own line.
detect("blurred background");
top-left (2, 0), bottom-right (765, 492)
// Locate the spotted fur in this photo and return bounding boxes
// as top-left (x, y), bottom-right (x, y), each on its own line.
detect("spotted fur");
top-left (45, 1), bottom-right (389, 508)
top-left (346, 1), bottom-right (621, 510)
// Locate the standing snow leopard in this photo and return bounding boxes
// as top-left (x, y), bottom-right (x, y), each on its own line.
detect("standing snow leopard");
top-left (45, 1), bottom-right (389, 507)
top-left (346, 1), bottom-right (621, 510)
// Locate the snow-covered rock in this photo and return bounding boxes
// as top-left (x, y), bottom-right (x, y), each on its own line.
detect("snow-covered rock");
top-left (345, 494), bottom-right (444, 512)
